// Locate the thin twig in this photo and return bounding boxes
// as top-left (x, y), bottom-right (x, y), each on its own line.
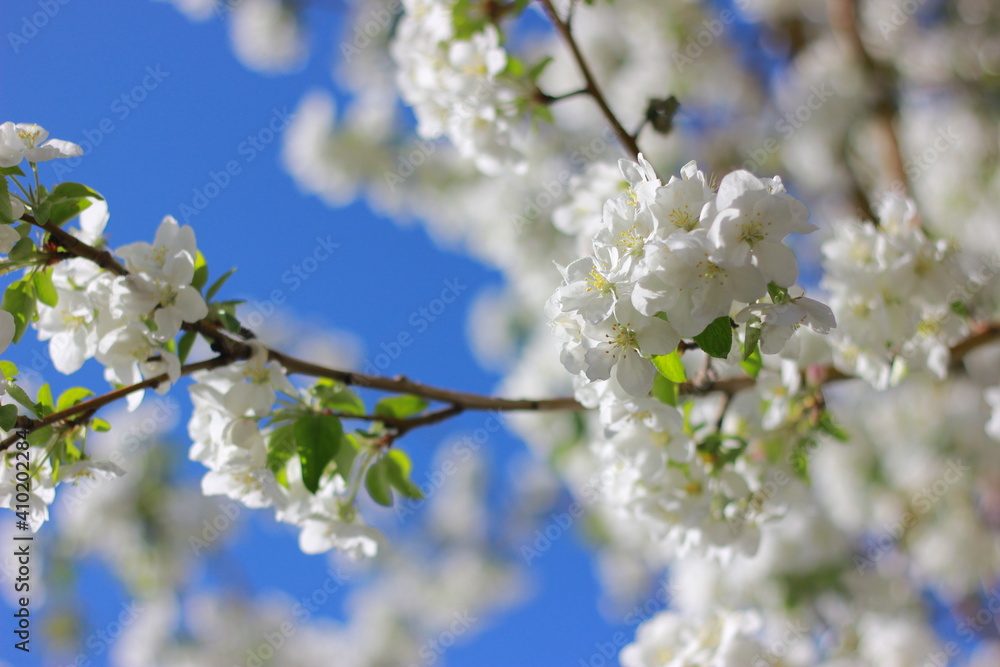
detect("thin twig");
top-left (536, 0), bottom-right (641, 159)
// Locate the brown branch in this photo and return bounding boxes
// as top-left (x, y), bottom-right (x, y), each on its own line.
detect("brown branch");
top-left (537, 0), bottom-right (641, 160)
top-left (826, 0), bottom-right (909, 197)
top-left (0, 356), bottom-right (231, 452)
top-left (12, 207), bottom-right (1000, 459)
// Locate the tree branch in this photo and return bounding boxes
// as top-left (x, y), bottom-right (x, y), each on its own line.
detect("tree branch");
top-left (536, 0), bottom-right (641, 160)
top-left (0, 356), bottom-right (230, 453)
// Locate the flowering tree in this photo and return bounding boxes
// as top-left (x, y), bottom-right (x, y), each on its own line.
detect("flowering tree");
top-left (3, 0), bottom-right (1000, 664)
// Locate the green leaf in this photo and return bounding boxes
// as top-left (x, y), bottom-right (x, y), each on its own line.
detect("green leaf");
top-left (8, 237), bottom-right (37, 262)
top-left (742, 318), bottom-right (762, 362)
top-left (295, 414), bottom-right (343, 494)
top-left (2, 278), bottom-right (34, 343)
top-left (191, 251), bottom-right (209, 291)
top-left (219, 310), bottom-right (242, 334)
top-left (177, 330), bottom-right (197, 364)
top-left (374, 395), bottom-right (428, 420)
top-left (651, 349), bottom-right (686, 383)
top-left (0, 166), bottom-right (25, 177)
top-left (0, 404), bottom-right (18, 431)
top-left (385, 449), bottom-right (424, 500)
top-left (651, 373), bottom-right (678, 407)
top-left (267, 423), bottom-right (297, 473)
top-left (740, 345), bottom-right (763, 379)
top-left (334, 433), bottom-right (360, 480)
top-left (205, 267), bottom-right (236, 301)
top-left (0, 361), bottom-right (18, 378)
top-left (817, 412), bottom-right (850, 442)
top-left (767, 281), bottom-right (789, 303)
top-left (693, 316), bottom-right (733, 359)
top-left (48, 198), bottom-right (93, 227)
top-left (90, 417), bottom-right (111, 432)
top-left (365, 457), bottom-right (394, 507)
top-left (27, 425), bottom-right (54, 448)
top-left (56, 387), bottom-right (95, 412)
top-left (49, 182), bottom-right (103, 202)
top-left (0, 178), bottom-right (11, 224)
top-left (6, 383), bottom-right (37, 416)
top-left (33, 268), bottom-right (58, 307)
top-left (504, 55), bottom-right (526, 78)
top-left (528, 56), bottom-right (554, 81)
top-left (35, 383), bottom-right (53, 417)
top-left (314, 380), bottom-right (366, 416)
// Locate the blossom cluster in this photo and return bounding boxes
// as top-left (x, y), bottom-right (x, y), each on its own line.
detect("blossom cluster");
top-left (391, 0), bottom-right (523, 174)
top-left (548, 155), bottom-right (834, 426)
top-left (821, 195), bottom-right (966, 388)
top-left (187, 345), bottom-right (382, 559)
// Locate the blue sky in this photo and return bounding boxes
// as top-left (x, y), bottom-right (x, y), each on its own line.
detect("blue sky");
top-left (0, 1), bottom-right (642, 665)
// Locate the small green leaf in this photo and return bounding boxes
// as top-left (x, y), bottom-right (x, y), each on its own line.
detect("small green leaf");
top-left (0, 166), bottom-right (25, 177)
top-left (35, 383), bottom-right (53, 417)
top-left (651, 373), bottom-right (678, 407)
top-left (205, 267), bottom-right (236, 301)
top-left (742, 318), bottom-right (762, 362)
top-left (767, 281), bottom-right (790, 303)
top-left (8, 237), bottom-right (37, 261)
top-left (267, 423), bottom-right (297, 473)
top-left (90, 418), bottom-right (111, 432)
top-left (33, 268), bottom-right (58, 307)
top-left (6, 383), bottom-right (37, 416)
top-left (651, 349), bottom-right (686, 383)
top-left (528, 56), bottom-right (554, 81)
top-left (0, 404), bottom-right (19, 431)
top-left (0, 178), bottom-right (11, 224)
top-left (693, 316), bottom-right (733, 359)
top-left (3, 278), bottom-right (35, 343)
top-left (27, 425), bottom-right (54, 448)
top-left (334, 433), bottom-right (360, 479)
top-left (295, 414), bottom-right (343, 494)
top-left (0, 361), bottom-right (18, 378)
top-left (177, 330), bottom-right (197, 364)
top-left (374, 395), bottom-right (428, 420)
top-left (219, 310), bottom-right (242, 334)
top-left (385, 449), bottom-right (424, 500)
top-left (192, 251), bottom-right (209, 291)
top-left (49, 182), bottom-right (103, 201)
top-left (48, 198), bottom-right (93, 227)
top-left (365, 457), bottom-right (394, 507)
top-left (740, 345), bottom-right (763, 379)
top-left (314, 380), bottom-right (366, 416)
top-left (56, 387), bottom-right (95, 412)
top-left (817, 412), bottom-right (850, 442)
